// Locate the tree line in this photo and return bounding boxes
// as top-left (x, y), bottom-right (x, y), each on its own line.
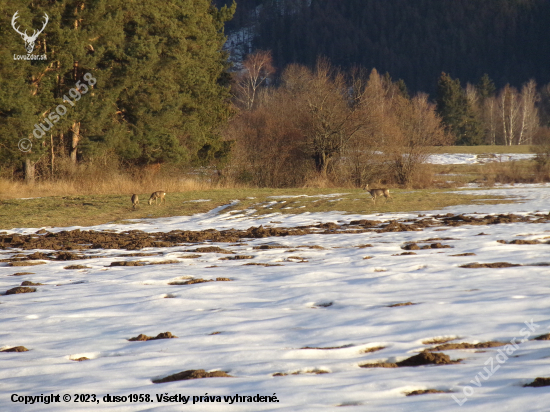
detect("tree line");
top-left (224, 51), bottom-right (550, 187)
top-left (0, 0), bottom-right (235, 182)
top-left (216, 0), bottom-right (550, 95)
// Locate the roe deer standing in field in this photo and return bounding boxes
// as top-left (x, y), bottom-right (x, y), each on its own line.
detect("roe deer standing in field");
top-left (364, 184), bottom-right (392, 204)
top-left (131, 194), bottom-right (139, 209)
top-left (148, 191), bottom-right (166, 205)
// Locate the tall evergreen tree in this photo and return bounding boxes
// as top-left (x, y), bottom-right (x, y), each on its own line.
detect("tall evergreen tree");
top-left (476, 73), bottom-right (496, 101)
top-left (436, 72), bottom-right (483, 145)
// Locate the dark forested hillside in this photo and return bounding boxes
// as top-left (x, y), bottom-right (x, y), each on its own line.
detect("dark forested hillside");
top-left (216, 0), bottom-right (550, 93)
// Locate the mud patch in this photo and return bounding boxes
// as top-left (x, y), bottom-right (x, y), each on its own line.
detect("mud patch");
top-left (168, 278), bottom-right (214, 285)
top-left (428, 341), bottom-right (506, 351)
top-left (533, 333), bottom-right (550, 341)
top-left (273, 369), bottom-right (330, 376)
top-left (499, 239), bottom-right (545, 245)
top-left (363, 256), bottom-right (374, 260)
top-left (253, 245), bottom-right (286, 250)
top-left (5, 286), bottom-right (36, 295)
top-left (523, 378), bottom-right (550, 388)
top-left (9, 272), bottom-right (34, 276)
top-left (356, 244), bottom-right (373, 248)
top-left (360, 346), bottom-right (386, 354)
top-left (524, 378), bottom-right (550, 387)
top-left (406, 389), bottom-right (451, 396)
top-left (72, 357), bottom-right (90, 362)
top-left (64, 265), bottom-right (90, 270)
top-left (219, 255), bottom-right (253, 260)
top-left (129, 332), bottom-right (178, 341)
top-left (148, 260), bottom-right (180, 265)
top-left (20, 281), bottom-right (43, 286)
top-left (191, 247), bottom-right (233, 254)
top-left (109, 261), bottom-right (146, 267)
top-left (216, 277), bottom-right (232, 281)
top-left (8, 261), bottom-right (46, 266)
top-left (1, 346), bottom-right (29, 352)
top-left (460, 262), bottom-right (521, 268)
top-left (422, 337), bottom-right (458, 345)
top-left (450, 253), bottom-right (476, 257)
top-left (179, 254), bottom-right (201, 259)
top-left (360, 351), bottom-right (459, 368)
top-left (315, 301), bottom-right (333, 308)
top-left (153, 369), bottom-right (232, 383)
top-left (393, 252), bottom-right (417, 256)
top-left (388, 302), bottom-right (417, 307)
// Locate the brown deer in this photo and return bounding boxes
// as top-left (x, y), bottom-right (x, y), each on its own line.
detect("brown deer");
top-left (365, 184), bottom-right (392, 204)
top-left (148, 191), bottom-right (166, 205)
top-left (131, 194), bottom-right (139, 210)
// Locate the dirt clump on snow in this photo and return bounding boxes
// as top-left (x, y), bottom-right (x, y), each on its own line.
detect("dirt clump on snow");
top-left (460, 262), bottom-right (521, 268)
top-left (450, 253), bottom-right (476, 257)
top-left (8, 261), bottom-right (46, 266)
top-left (168, 278), bottom-right (214, 285)
top-left (273, 369), bottom-right (329, 376)
top-left (422, 337), bottom-right (458, 345)
top-left (9, 272), bottom-right (34, 276)
top-left (533, 333), bottom-right (550, 341)
top-left (109, 261), bottom-right (146, 266)
top-left (129, 332), bottom-right (178, 341)
top-left (1, 346), bottom-right (29, 352)
top-left (5, 286), bottom-right (36, 295)
top-left (361, 351), bottom-right (459, 368)
top-left (406, 389), bottom-right (451, 396)
top-left (360, 346), bottom-right (386, 353)
top-left (153, 369), bottom-right (232, 383)
top-left (388, 302), bottom-right (417, 307)
top-left (1, 213), bottom-right (549, 252)
top-left (64, 265), bottom-right (90, 270)
top-left (72, 357), bottom-right (90, 361)
top-left (191, 246), bottom-right (233, 254)
top-left (428, 341), bottom-right (506, 351)
top-left (524, 378), bottom-right (550, 387)
top-left (20, 281), bottom-right (43, 286)
top-left (219, 255), bottom-right (253, 260)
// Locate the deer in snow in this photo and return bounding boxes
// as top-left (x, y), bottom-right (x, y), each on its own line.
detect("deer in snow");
top-left (148, 191), bottom-right (166, 206)
top-left (364, 184), bottom-right (392, 204)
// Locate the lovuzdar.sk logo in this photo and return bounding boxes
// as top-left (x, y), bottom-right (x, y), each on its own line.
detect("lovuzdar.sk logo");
top-left (12, 10), bottom-right (48, 61)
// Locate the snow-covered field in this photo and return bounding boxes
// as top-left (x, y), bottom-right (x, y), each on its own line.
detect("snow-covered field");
top-left (427, 153), bottom-right (535, 165)
top-left (2, 185), bottom-right (550, 411)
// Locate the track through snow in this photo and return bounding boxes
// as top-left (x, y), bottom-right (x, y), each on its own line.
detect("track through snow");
top-left (2, 185), bottom-right (550, 411)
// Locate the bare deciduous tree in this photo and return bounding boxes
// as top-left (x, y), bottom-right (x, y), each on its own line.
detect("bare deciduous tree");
top-left (234, 50), bottom-right (275, 111)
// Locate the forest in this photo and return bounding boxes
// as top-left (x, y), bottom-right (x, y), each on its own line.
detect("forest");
top-left (1, 0), bottom-right (550, 189)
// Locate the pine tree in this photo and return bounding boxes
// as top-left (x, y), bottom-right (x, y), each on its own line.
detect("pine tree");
top-left (476, 73), bottom-right (496, 101)
top-left (436, 72), bottom-right (483, 145)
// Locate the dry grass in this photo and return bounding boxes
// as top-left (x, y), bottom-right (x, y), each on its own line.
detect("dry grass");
top-left (0, 175), bottom-right (216, 201)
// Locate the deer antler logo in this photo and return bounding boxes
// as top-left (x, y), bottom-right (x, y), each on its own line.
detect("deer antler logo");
top-left (11, 11), bottom-right (49, 54)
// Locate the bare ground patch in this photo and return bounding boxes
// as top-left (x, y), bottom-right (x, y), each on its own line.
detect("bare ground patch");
top-left (128, 332), bottom-right (178, 341)
top-left (428, 341), bottom-right (506, 351)
top-left (153, 369), bottom-right (232, 383)
top-left (360, 351), bottom-right (460, 368)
